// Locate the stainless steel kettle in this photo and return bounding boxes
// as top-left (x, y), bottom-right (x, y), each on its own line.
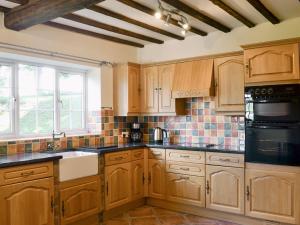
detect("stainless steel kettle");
top-left (154, 127), bottom-right (167, 143)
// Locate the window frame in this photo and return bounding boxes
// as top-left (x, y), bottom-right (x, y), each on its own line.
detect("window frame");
top-left (0, 58), bottom-right (88, 140)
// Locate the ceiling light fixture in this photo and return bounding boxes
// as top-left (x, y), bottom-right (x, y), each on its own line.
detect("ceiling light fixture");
top-left (154, 0), bottom-right (190, 35)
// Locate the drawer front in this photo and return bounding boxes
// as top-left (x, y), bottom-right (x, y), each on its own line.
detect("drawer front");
top-left (105, 151), bottom-right (131, 166)
top-left (206, 152), bottom-right (244, 168)
top-left (148, 148), bottom-right (165, 160)
top-left (166, 161), bottom-right (205, 176)
top-left (131, 149), bottom-right (144, 161)
top-left (0, 162), bottom-right (53, 186)
top-left (166, 150), bottom-right (205, 164)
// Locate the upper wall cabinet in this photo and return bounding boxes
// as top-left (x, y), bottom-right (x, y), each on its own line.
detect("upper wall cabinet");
top-left (113, 63), bottom-right (141, 116)
top-left (140, 64), bottom-right (185, 115)
top-left (243, 42), bottom-right (300, 85)
top-left (172, 59), bottom-right (214, 98)
top-left (214, 54), bottom-right (244, 114)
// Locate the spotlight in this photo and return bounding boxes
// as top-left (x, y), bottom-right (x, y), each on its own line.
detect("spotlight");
top-left (181, 29), bottom-right (186, 36)
top-left (154, 10), bottom-right (162, 19)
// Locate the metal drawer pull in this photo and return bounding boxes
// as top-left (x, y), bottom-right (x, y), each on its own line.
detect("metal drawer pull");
top-left (179, 176), bottom-right (189, 180)
top-left (21, 171), bottom-right (34, 177)
top-left (179, 167), bottom-right (190, 171)
top-left (134, 153), bottom-right (142, 157)
top-left (180, 155), bottom-right (190, 158)
top-left (219, 158), bottom-right (231, 162)
top-left (114, 156), bottom-right (124, 160)
top-left (206, 180), bottom-right (210, 194)
top-left (246, 186), bottom-right (250, 201)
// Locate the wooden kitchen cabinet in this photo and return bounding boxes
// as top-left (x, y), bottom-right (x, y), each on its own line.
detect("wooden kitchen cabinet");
top-left (166, 172), bottom-right (205, 207)
top-left (206, 165), bottom-right (244, 215)
top-left (148, 159), bottom-right (166, 199)
top-left (105, 162), bottom-right (131, 210)
top-left (245, 166), bottom-right (300, 224)
top-left (0, 177), bottom-right (54, 225)
top-left (243, 42), bottom-right (300, 85)
top-left (131, 159), bottom-right (145, 200)
top-left (113, 63), bottom-right (141, 116)
top-left (140, 64), bottom-right (184, 115)
top-left (214, 54), bottom-right (244, 114)
top-left (59, 175), bottom-right (100, 225)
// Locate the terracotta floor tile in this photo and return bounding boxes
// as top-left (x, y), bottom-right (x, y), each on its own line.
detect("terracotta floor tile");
top-left (158, 214), bottom-right (188, 225)
top-left (185, 214), bottom-right (219, 224)
top-left (103, 218), bottom-right (129, 225)
top-left (131, 217), bottom-right (159, 225)
top-left (128, 206), bottom-right (154, 217)
top-left (153, 207), bottom-right (180, 216)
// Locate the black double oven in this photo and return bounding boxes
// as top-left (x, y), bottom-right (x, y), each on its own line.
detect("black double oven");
top-left (245, 84), bottom-right (300, 166)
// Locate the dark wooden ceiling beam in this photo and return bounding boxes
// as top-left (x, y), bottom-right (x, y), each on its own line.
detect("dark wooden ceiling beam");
top-left (161, 0), bottom-right (231, 32)
top-left (246, 0), bottom-right (280, 24)
top-left (45, 21), bottom-right (144, 48)
top-left (209, 0), bottom-right (255, 28)
top-left (0, 6), bottom-right (143, 48)
top-left (62, 13), bottom-right (163, 44)
top-left (88, 5), bottom-right (184, 40)
top-left (7, 0), bottom-right (29, 4)
top-left (4, 0), bottom-right (106, 31)
top-left (117, 0), bottom-right (207, 36)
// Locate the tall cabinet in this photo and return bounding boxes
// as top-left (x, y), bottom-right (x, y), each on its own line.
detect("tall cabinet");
top-left (140, 64), bottom-right (185, 115)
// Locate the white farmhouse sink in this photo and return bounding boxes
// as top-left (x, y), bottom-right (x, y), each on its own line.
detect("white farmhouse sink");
top-left (56, 151), bottom-right (98, 182)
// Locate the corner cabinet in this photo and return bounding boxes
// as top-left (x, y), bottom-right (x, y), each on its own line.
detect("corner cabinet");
top-left (214, 54), bottom-right (244, 114)
top-left (131, 159), bottom-right (145, 201)
top-left (148, 159), bottom-right (166, 199)
top-left (113, 63), bottom-right (141, 116)
top-left (245, 165), bottom-right (300, 225)
top-left (243, 42), bottom-right (300, 85)
top-left (0, 177), bottom-right (54, 225)
top-left (140, 64), bottom-right (185, 115)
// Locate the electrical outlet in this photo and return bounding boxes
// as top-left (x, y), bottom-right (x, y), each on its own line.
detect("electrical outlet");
top-left (122, 132), bottom-right (129, 138)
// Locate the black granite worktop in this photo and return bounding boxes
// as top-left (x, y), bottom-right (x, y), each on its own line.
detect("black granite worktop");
top-left (0, 153), bottom-right (62, 168)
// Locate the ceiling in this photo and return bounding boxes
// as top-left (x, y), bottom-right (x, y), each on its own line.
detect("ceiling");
top-left (1, 0), bottom-right (300, 47)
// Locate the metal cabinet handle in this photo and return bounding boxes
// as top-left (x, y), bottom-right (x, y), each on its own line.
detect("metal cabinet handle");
top-left (179, 176), bottom-right (189, 180)
top-left (180, 155), bottom-right (190, 158)
top-left (206, 180), bottom-right (210, 195)
top-left (114, 156), bottom-right (124, 160)
top-left (62, 201), bottom-right (65, 217)
top-left (106, 182), bottom-right (109, 196)
top-left (246, 186), bottom-right (250, 201)
top-left (134, 153), bottom-right (142, 157)
top-left (51, 196), bottom-right (54, 213)
top-left (21, 171), bottom-right (34, 177)
top-left (179, 167), bottom-right (190, 171)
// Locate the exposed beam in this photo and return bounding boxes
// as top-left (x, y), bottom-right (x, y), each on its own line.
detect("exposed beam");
top-left (247, 0), bottom-right (280, 24)
top-left (0, 6), bottom-right (144, 48)
top-left (45, 21), bottom-right (144, 48)
top-left (62, 13), bottom-right (164, 44)
top-left (7, 0), bottom-right (29, 4)
top-left (161, 0), bottom-right (231, 32)
top-left (88, 5), bottom-right (184, 40)
top-left (4, 0), bottom-right (106, 31)
top-left (209, 0), bottom-right (255, 28)
top-left (117, 0), bottom-right (207, 36)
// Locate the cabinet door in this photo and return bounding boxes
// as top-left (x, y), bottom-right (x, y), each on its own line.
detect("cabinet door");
top-left (0, 177), bottom-right (54, 225)
top-left (131, 160), bottom-right (145, 200)
top-left (246, 168), bottom-right (299, 224)
top-left (206, 165), bottom-right (244, 214)
top-left (148, 159), bottom-right (165, 199)
top-left (158, 64), bottom-right (175, 113)
top-left (166, 173), bottom-right (205, 207)
top-left (244, 43), bottom-right (300, 84)
top-left (214, 55), bottom-right (244, 113)
top-left (60, 176), bottom-right (100, 225)
top-left (128, 65), bottom-right (141, 113)
top-left (105, 162), bottom-right (131, 210)
top-left (140, 66), bottom-right (159, 113)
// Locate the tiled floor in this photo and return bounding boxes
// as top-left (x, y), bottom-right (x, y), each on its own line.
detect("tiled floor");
top-left (103, 206), bottom-right (241, 225)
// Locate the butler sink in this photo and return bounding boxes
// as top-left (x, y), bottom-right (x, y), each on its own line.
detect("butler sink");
top-left (54, 151), bottom-right (98, 182)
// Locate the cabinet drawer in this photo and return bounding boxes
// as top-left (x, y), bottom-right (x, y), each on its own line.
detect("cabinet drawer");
top-left (166, 150), bottom-right (205, 164)
top-left (131, 149), bottom-right (144, 161)
top-left (206, 152), bottom-right (244, 168)
top-left (0, 162), bottom-right (53, 186)
top-left (148, 148), bottom-right (165, 160)
top-left (105, 151), bottom-right (131, 166)
top-left (166, 161), bottom-right (205, 176)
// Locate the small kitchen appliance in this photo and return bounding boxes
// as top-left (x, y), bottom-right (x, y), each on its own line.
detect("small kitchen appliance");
top-left (154, 127), bottom-right (168, 144)
top-left (130, 123), bottom-right (143, 143)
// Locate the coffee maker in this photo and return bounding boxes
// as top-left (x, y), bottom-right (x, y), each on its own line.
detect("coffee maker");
top-left (130, 123), bottom-right (143, 143)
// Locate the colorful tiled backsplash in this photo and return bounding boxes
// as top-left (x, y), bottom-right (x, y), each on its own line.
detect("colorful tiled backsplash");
top-left (0, 97), bottom-right (245, 155)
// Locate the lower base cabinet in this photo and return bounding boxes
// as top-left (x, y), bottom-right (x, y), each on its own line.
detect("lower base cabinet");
top-left (148, 159), bottom-right (166, 199)
top-left (166, 172), bottom-right (205, 207)
top-left (206, 165), bottom-right (244, 215)
top-left (0, 177), bottom-right (54, 225)
top-left (246, 168), bottom-right (300, 225)
top-left (131, 159), bottom-right (145, 201)
top-left (59, 175), bottom-right (100, 225)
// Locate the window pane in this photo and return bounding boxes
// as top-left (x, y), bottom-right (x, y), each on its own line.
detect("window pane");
top-left (59, 71), bottom-right (84, 131)
top-left (18, 64), bottom-right (55, 135)
top-left (0, 64), bottom-right (13, 134)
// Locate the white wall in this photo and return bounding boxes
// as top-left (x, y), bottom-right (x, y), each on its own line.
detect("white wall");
top-left (0, 12), bottom-right (138, 64)
top-left (137, 17), bottom-right (300, 63)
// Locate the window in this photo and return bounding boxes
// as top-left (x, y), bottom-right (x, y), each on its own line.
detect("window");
top-left (0, 60), bottom-right (87, 139)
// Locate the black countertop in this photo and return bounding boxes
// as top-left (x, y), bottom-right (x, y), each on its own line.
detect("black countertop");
top-left (0, 153), bottom-right (62, 168)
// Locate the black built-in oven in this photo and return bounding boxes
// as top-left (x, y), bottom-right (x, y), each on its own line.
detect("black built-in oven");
top-left (245, 84), bottom-right (300, 166)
